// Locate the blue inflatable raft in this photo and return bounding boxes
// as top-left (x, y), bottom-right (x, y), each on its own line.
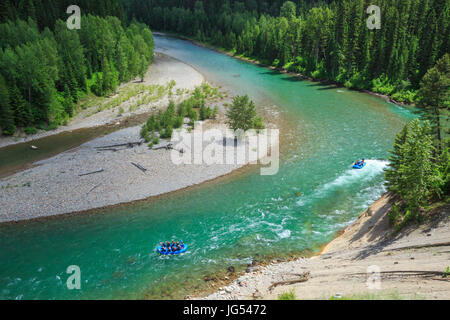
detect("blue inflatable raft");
top-left (353, 162), bottom-right (366, 169)
top-left (157, 244), bottom-right (188, 255)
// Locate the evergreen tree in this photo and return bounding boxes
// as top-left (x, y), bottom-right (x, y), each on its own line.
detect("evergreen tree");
top-left (0, 75), bottom-right (15, 135)
top-left (226, 95), bottom-right (258, 132)
top-left (417, 53), bottom-right (450, 154)
top-left (9, 85), bottom-right (31, 127)
top-left (101, 58), bottom-right (119, 95)
top-left (385, 124), bottom-right (409, 194)
top-left (63, 84), bottom-right (74, 117)
top-left (387, 119), bottom-right (443, 208)
top-left (138, 54), bottom-right (147, 82)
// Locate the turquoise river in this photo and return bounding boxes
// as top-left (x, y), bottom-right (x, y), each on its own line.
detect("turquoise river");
top-left (0, 35), bottom-right (415, 299)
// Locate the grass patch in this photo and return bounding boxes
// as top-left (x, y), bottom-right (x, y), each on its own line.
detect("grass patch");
top-left (278, 291), bottom-right (296, 300)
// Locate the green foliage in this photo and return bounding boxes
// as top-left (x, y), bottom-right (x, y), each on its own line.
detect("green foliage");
top-left (129, 0), bottom-right (448, 109)
top-left (199, 103), bottom-right (217, 121)
top-left (278, 290), bottom-right (296, 300)
top-left (160, 125), bottom-right (173, 139)
top-left (0, 74), bottom-right (15, 135)
top-left (226, 95), bottom-right (264, 132)
top-left (0, 0), bottom-right (125, 30)
top-left (173, 116), bottom-right (184, 129)
top-left (385, 119), bottom-right (445, 213)
top-left (0, 15), bottom-right (154, 135)
top-left (444, 267), bottom-right (450, 278)
top-left (252, 116), bottom-right (265, 131)
top-left (388, 204), bottom-right (422, 232)
top-left (417, 54), bottom-right (450, 154)
top-left (388, 204), bottom-right (401, 226)
top-left (24, 126), bottom-right (37, 135)
top-left (140, 84), bottom-right (221, 142)
top-left (371, 75), bottom-right (396, 95)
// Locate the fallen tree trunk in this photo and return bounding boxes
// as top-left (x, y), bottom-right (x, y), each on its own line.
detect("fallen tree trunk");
top-left (95, 141), bottom-right (143, 149)
top-left (79, 169), bottom-right (104, 177)
top-left (151, 143), bottom-right (184, 153)
top-left (131, 162), bottom-right (147, 172)
top-left (152, 143), bottom-right (173, 150)
top-left (97, 148), bottom-right (117, 152)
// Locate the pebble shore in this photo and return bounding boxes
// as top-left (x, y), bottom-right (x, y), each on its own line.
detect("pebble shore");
top-left (0, 122), bottom-right (265, 223)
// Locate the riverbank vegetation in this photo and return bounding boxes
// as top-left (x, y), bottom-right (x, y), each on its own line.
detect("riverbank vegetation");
top-left (226, 95), bottom-right (265, 132)
top-left (140, 84), bottom-right (220, 145)
top-left (0, 0), bottom-right (154, 136)
top-left (124, 0), bottom-right (448, 106)
top-left (385, 54), bottom-right (449, 230)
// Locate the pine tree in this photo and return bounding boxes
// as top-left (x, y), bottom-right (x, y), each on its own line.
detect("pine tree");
top-left (417, 53), bottom-right (450, 154)
top-left (0, 75), bottom-right (15, 135)
top-left (63, 84), bottom-right (74, 117)
top-left (385, 124), bottom-right (409, 194)
top-left (226, 95), bottom-right (258, 132)
top-left (101, 58), bottom-right (119, 95)
top-left (9, 85), bottom-right (31, 127)
top-left (138, 54), bottom-right (147, 82)
top-left (396, 119), bottom-right (443, 208)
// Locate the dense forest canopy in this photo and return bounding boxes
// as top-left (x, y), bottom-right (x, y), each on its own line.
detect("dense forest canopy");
top-left (0, 0), bottom-right (126, 29)
top-left (0, 0), bottom-right (154, 135)
top-left (0, 0), bottom-right (448, 140)
top-left (124, 0), bottom-right (448, 102)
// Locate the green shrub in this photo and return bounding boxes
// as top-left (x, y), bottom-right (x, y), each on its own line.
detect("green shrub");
top-left (278, 291), bottom-right (296, 300)
top-left (371, 75), bottom-right (396, 95)
top-left (253, 116), bottom-right (265, 130)
top-left (24, 126), bottom-right (37, 135)
top-left (1, 125), bottom-right (16, 136)
top-left (388, 205), bottom-right (401, 226)
top-left (212, 106), bottom-right (219, 119)
top-left (173, 116), bottom-right (184, 129)
top-left (391, 90), bottom-right (417, 103)
top-left (188, 108), bottom-right (198, 121)
top-left (160, 125), bottom-right (173, 139)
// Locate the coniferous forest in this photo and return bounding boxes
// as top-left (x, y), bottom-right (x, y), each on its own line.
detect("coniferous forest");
top-left (0, 0), bottom-right (153, 135)
top-left (125, 0), bottom-right (448, 102)
top-left (0, 0), bottom-right (448, 137)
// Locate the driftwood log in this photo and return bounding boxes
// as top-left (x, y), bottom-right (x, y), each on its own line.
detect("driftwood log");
top-left (131, 162), bottom-right (147, 172)
top-left (79, 169), bottom-right (104, 177)
top-left (95, 141), bottom-right (143, 149)
top-left (152, 143), bottom-right (184, 153)
top-left (152, 143), bottom-right (173, 150)
top-left (97, 148), bottom-right (118, 152)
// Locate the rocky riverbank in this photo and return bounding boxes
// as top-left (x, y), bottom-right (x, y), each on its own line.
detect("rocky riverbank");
top-left (196, 194), bottom-right (450, 300)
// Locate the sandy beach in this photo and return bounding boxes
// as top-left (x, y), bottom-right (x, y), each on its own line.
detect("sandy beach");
top-left (196, 194), bottom-right (450, 300)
